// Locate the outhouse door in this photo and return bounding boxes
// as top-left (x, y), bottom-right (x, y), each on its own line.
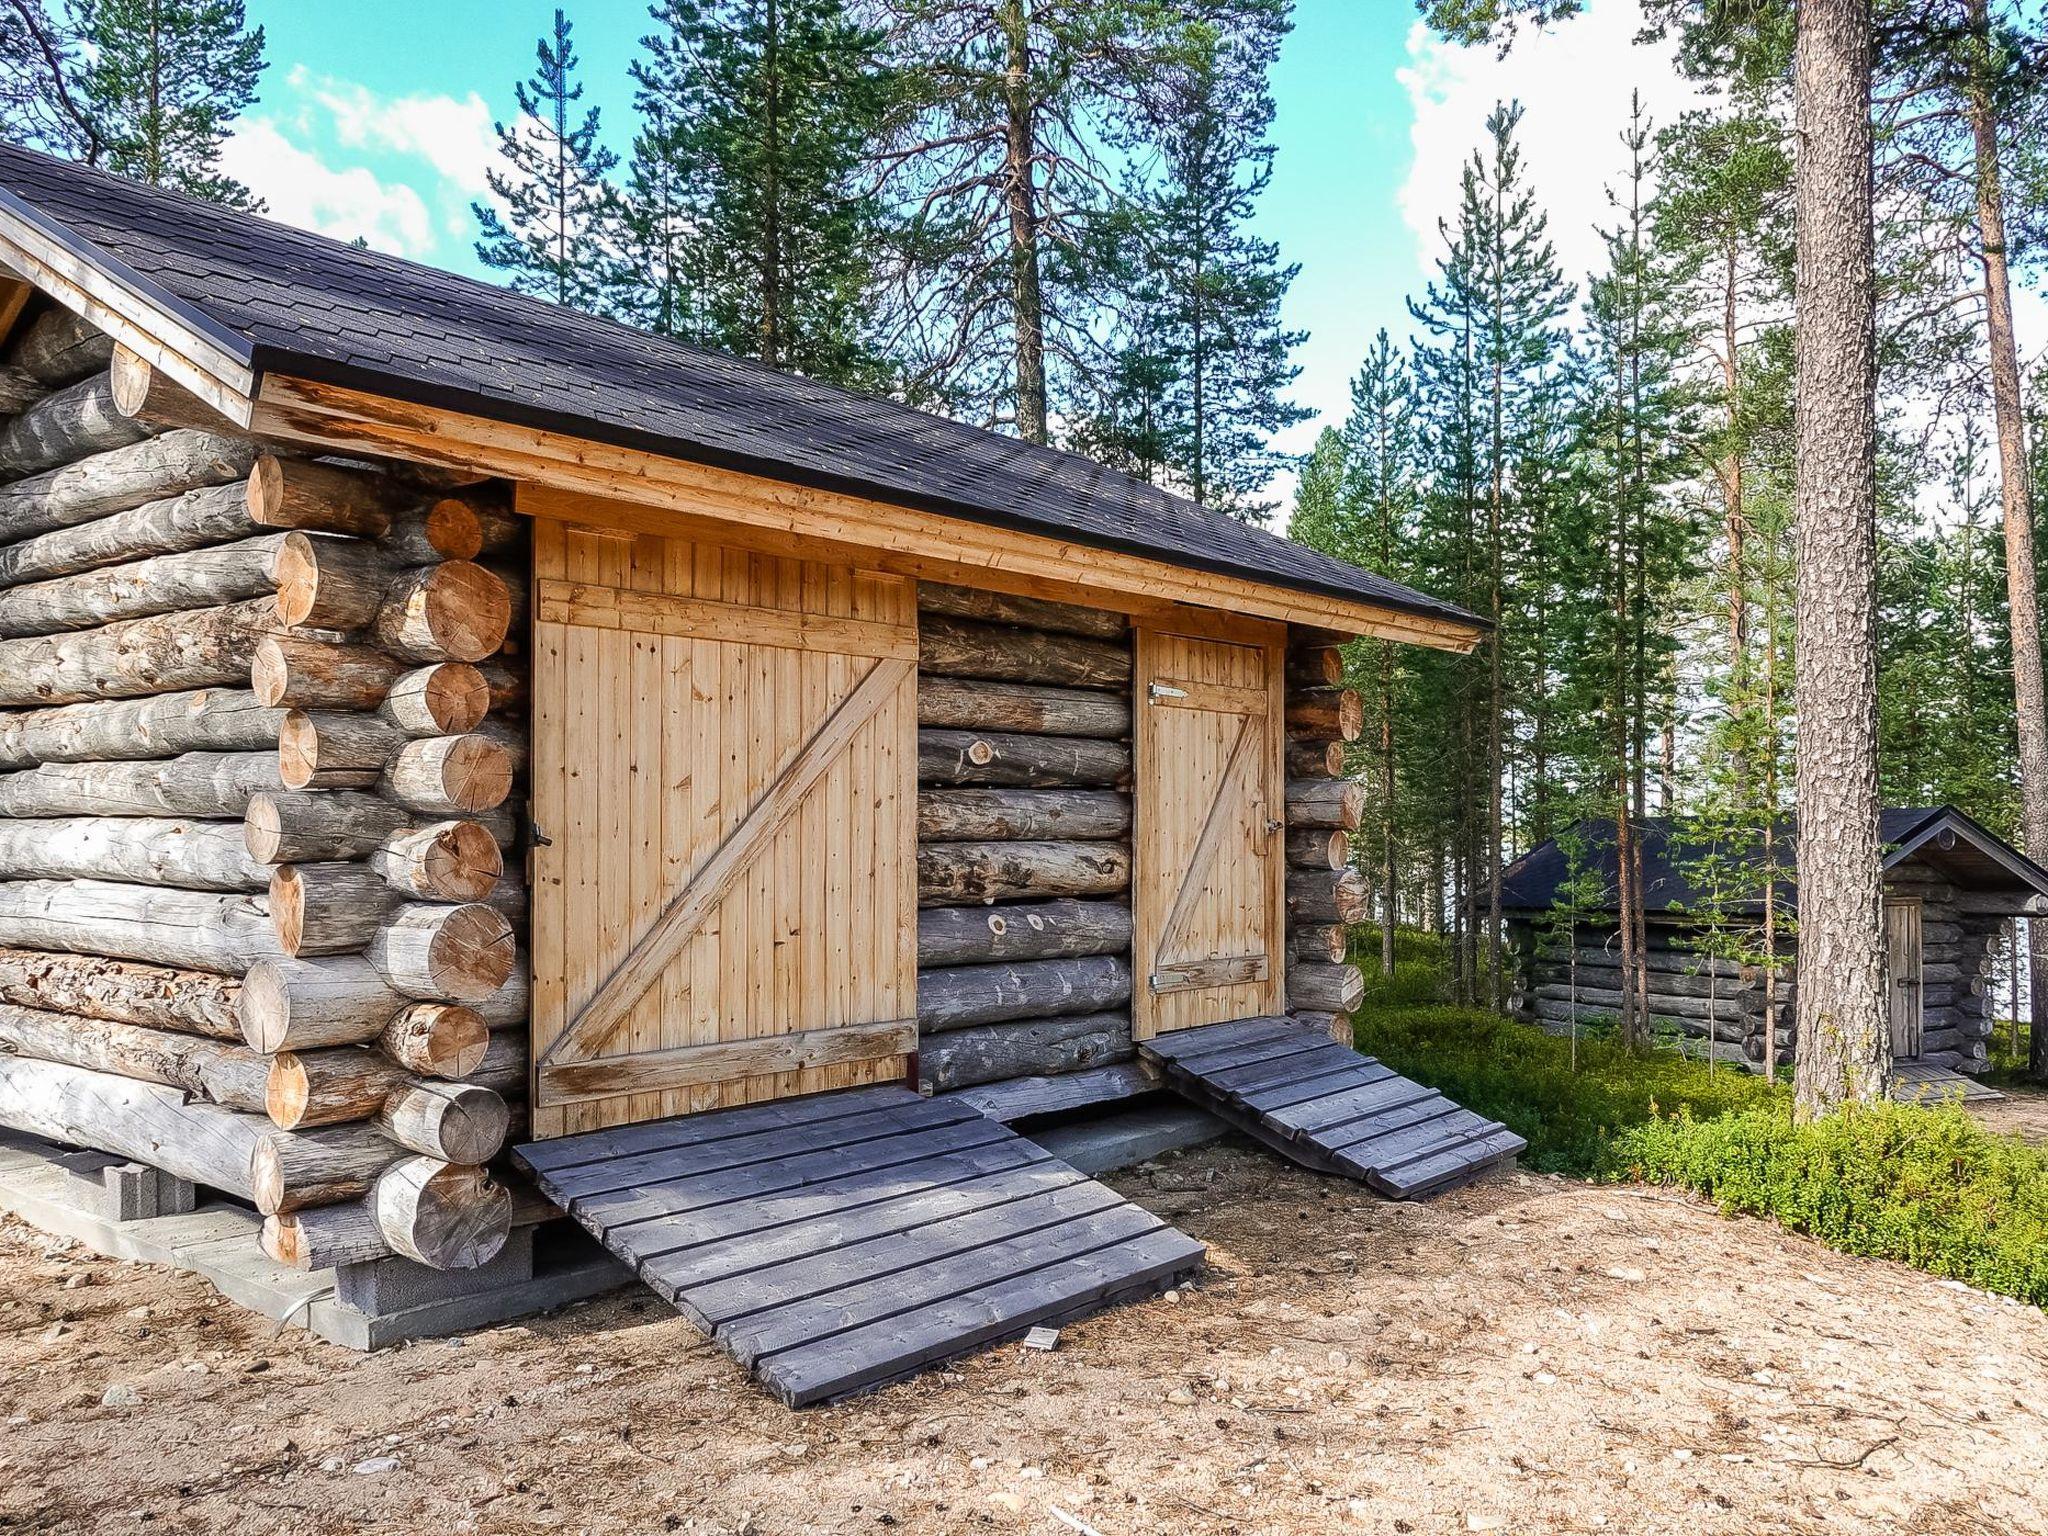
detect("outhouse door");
top-left (1885, 898), bottom-right (1924, 1060)
top-left (527, 522), bottom-right (919, 1139)
top-left (1131, 620), bottom-right (1287, 1041)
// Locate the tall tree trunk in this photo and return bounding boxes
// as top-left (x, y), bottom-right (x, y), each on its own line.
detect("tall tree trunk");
top-left (1964, 0), bottom-right (2048, 1077)
top-left (1721, 233), bottom-right (1748, 693)
top-left (1791, 0), bottom-right (1888, 1116)
top-left (761, 0), bottom-right (784, 366)
top-left (1381, 641), bottom-right (1397, 978)
top-left (1487, 286), bottom-right (1506, 1014)
top-left (1760, 542), bottom-right (1784, 1075)
top-left (998, 0), bottom-right (1048, 444)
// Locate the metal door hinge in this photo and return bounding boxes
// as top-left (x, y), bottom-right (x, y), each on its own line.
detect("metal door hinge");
top-left (531, 822), bottom-right (553, 848)
top-left (1147, 683), bottom-right (1188, 704)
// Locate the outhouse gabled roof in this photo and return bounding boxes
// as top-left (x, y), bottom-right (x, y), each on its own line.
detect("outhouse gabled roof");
top-left (0, 144), bottom-right (1479, 641)
top-left (1499, 806), bottom-right (2048, 919)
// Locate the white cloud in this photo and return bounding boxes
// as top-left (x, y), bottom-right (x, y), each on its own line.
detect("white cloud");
top-left (1397, 1), bottom-right (1709, 297)
top-left (220, 119), bottom-right (436, 257)
top-left (293, 67), bottom-right (498, 198)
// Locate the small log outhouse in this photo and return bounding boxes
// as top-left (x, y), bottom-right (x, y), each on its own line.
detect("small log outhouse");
top-left (1502, 807), bottom-right (2048, 1083)
top-left (0, 146), bottom-right (1499, 1395)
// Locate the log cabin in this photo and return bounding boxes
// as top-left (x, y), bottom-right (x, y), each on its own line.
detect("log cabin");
top-left (1501, 807), bottom-right (2048, 1085)
top-left (0, 145), bottom-right (1511, 1401)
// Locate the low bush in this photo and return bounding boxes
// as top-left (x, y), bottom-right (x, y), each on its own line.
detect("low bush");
top-left (1351, 997), bottom-right (2048, 1305)
top-left (1344, 926), bottom-right (1456, 1007)
top-left (1984, 1020), bottom-right (2034, 1086)
top-left (1615, 1101), bottom-right (2048, 1306)
top-left (1349, 1002), bottom-right (1778, 1177)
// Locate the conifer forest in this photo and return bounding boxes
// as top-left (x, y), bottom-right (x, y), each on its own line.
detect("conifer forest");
top-left (3, 0), bottom-right (2045, 1108)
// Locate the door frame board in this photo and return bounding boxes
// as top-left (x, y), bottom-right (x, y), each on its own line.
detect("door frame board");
top-left (1884, 896), bottom-right (1925, 1061)
top-left (1132, 622), bottom-right (1288, 1041)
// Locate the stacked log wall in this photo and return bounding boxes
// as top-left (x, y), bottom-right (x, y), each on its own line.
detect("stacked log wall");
top-left (0, 302), bottom-right (531, 1273)
top-left (1510, 918), bottom-right (1766, 1066)
top-left (1871, 859), bottom-right (2003, 1072)
top-left (1281, 633), bottom-right (1366, 1040)
top-left (913, 584), bottom-right (1136, 1093)
top-left (1508, 850), bottom-right (2007, 1074)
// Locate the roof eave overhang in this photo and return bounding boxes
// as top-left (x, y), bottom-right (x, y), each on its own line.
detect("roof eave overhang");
top-left (1884, 806), bottom-right (2048, 909)
top-left (0, 186), bottom-right (257, 426)
top-left (0, 184), bottom-right (1483, 650)
top-left (246, 365), bottom-right (1486, 650)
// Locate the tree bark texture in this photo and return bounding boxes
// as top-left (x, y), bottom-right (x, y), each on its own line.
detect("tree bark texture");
top-left (917, 788), bottom-right (1129, 842)
top-left (1792, 0), bottom-right (1889, 1114)
top-left (1963, 0), bottom-right (2048, 1076)
top-left (0, 948), bottom-right (241, 1038)
top-left (916, 581), bottom-right (1127, 640)
top-left (916, 899), bottom-right (1132, 968)
top-left (0, 687), bottom-right (285, 770)
top-left (0, 428), bottom-right (256, 544)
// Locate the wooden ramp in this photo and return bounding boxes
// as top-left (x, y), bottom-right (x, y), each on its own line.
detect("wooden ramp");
top-left (1891, 1060), bottom-right (2005, 1105)
top-left (1141, 1017), bottom-right (1526, 1199)
top-left (514, 1086), bottom-right (1205, 1406)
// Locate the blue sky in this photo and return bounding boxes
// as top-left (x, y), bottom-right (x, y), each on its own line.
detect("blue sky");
top-left (227, 0), bottom-right (1710, 476)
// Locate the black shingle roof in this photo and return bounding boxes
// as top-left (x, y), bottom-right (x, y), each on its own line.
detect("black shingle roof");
top-left (0, 145), bottom-right (1476, 631)
top-left (1500, 807), bottom-right (2048, 916)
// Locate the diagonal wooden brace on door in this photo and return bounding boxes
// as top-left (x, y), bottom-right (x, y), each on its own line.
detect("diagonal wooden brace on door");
top-left (540, 655), bottom-right (916, 1070)
top-left (1151, 710), bottom-right (1263, 976)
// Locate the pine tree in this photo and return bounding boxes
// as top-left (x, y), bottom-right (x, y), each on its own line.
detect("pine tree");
top-left (0, 1), bottom-right (103, 163)
top-left (71, 0), bottom-right (265, 207)
top-left (626, 0), bottom-right (891, 384)
top-left (1101, 4), bottom-right (1307, 518)
top-left (1288, 426), bottom-right (1348, 550)
top-left (1291, 337), bottom-right (1425, 975)
top-left (475, 9), bottom-right (622, 313)
top-left (871, 0), bottom-right (1216, 439)
top-left (1655, 99), bottom-right (1792, 728)
top-left (1568, 96), bottom-right (1704, 1049)
top-left (1406, 101), bottom-right (1574, 1009)
top-left (1340, 333), bottom-right (1421, 975)
top-left (1406, 161), bottom-right (1488, 1002)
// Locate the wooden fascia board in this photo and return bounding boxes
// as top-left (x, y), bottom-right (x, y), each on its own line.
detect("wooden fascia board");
top-left (1887, 808), bottom-right (2048, 901)
top-left (0, 204), bottom-right (255, 425)
top-left (248, 371), bottom-right (1481, 652)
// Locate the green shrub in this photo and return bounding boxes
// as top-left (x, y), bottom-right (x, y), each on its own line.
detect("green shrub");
top-left (1342, 937), bottom-right (2048, 1308)
top-left (1616, 1101), bottom-right (2048, 1306)
top-left (1984, 1020), bottom-right (2034, 1085)
top-left (1350, 1003), bottom-right (1779, 1177)
top-left (1344, 926), bottom-right (1455, 1007)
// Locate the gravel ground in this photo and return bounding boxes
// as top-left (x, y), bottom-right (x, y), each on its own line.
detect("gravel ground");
top-left (2, 1137), bottom-right (2044, 1536)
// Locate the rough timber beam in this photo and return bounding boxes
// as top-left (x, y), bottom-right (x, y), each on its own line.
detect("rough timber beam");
top-left (247, 374), bottom-right (1481, 652)
top-left (0, 209), bottom-right (256, 425)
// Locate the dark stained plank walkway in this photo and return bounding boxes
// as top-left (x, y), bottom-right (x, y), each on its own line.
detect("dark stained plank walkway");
top-left (1141, 1017), bottom-right (1525, 1199)
top-left (514, 1085), bottom-right (1205, 1406)
top-left (1891, 1059), bottom-right (2004, 1105)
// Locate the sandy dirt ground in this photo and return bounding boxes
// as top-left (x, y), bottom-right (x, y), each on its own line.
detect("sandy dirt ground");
top-left (3, 1138), bottom-right (2046, 1536)
top-left (1969, 1082), bottom-right (2048, 1143)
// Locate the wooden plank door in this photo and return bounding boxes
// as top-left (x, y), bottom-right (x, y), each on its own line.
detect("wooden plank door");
top-left (528, 522), bottom-right (918, 1138)
top-left (1132, 622), bottom-right (1286, 1040)
top-left (1885, 898), bottom-right (1924, 1060)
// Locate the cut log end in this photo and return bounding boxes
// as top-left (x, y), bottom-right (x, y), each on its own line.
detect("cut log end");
top-left (373, 1158), bottom-right (513, 1269)
top-left (380, 819), bottom-right (503, 902)
top-left (376, 562), bottom-right (513, 663)
top-left (370, 902), bottom-right (517, 1001)
top-left (379, 1001), bottom-right (489, 1079)
top-left (380, 1080), bottom-right (509, 1165)
top-left (383, 662), bottom-right (489, 736)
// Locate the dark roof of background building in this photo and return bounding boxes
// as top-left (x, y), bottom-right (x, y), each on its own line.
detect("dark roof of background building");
top-left (1499, 806), bottom-right (2048, 918)
top-left (0, 145), bottom-right (1477, 630)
